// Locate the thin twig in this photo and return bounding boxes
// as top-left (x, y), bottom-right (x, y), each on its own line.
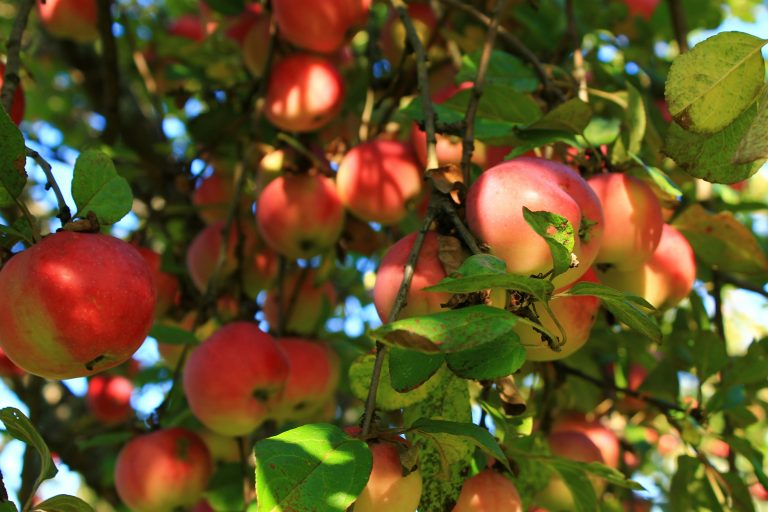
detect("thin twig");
top-left (26, 148), bottom-right (72, 225)
top-left (0, 0), bottom-right (34, 114)
top-left (438, 196), bottom-right (482, 254)
top-left (460, 0), bottom-right (507, 185)
top-left (97, 0), bottom-right (121, 143)
top-left (667, 0), bottom-right (689, 53)
top-left (718, 273), bottom-right (768, 299)
top-left (565, 0), bottom-right (588, 102)
top-left (276, 133), bottom-right (333, 175)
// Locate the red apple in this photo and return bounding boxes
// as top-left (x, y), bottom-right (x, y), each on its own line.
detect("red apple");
top-left (264, 54), bottom-right (345, 133)
top-left (114, 428), bottom-right (212, 512)
top-left (587, 173), bottom-right (663, 270)
top-left (271, 338), bottom-right (340, 422)
top-left (336, 140), bottom-right (423, 225)
top-left (0, 64), bottom-right (25, 125)
top-left (183, 322), bottom-right (289, 436)
top-left (750, 482), bottom-right (768, 501)
top-left (624, 0), bottom-right (660, 20)
top-left (263, 270), bottom-right (337, 335)
top-left (466, 157), bottom-right (604, 289)
top-left (256, 172), bottom-right (345, 259)
top-left (37, 0), bottom-right (98, 43)
top-left (373, 231), bottom-right (453, 322)
top-left (453, 469), bottom-right (523, 512)
top-left (86, 374), bottom-right (133, 425)
top-left (551, 413), bottom-right (620, 469)
top-left (354, 441), bottom-right (422, 512)
top-left (0, 232), bottom-right (156, 379)
top-left (191, 172), bottom-right (235, 225)
top-left (168, 14), bottom-right (207, 42)
top-left (381, 2), bottom-right (437, 63)
top-left (226, 3), bottom-right (270, 76)
top-left (511, 269), bottom-right (601, 361)
top-left (0, 347), bottom-right (24, 378)
top-left (272, 0), bottom-right (352, 54)
top-left (136, 247), bottom-right (180, 318)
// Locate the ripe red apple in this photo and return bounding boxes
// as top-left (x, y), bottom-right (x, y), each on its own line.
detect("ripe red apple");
top-left (256, 172), bottom-right (345, 259)
top-left (510, 269), bottom-right (601, 361)
top-left (168, 14), bottom-right (207, 42)
top-left (596, 223), bottom-right (696, 309)
top-left (587, 173), bottom-right (663, 270)
top-left (0, 64), bottom-right (25, 125)
top-left (453, 469), bottom-right (523, 512)
top-left (624, 0), bottom-right (660, 19)
top-left (272, 0), bottom-right (352, 54)
top-left (136, 247), bottom-right (180, 318)
top-left (373, 231), bottom-right (453, 322)
top-left (750, 482), bottom-right (768, 501)
top-left (37, 0), bottom-right (98, 43)
top-left (183, 322), bottom-right (289, 436)
top-left (381, 2), bottom-right (438, 63)
top-left (86, 374), bottom-right (133, 425)
top-left (114, 428), bottom-right (212, 512)
top-left (0, 348), bottom-right (24, 378)
top-left (263, 270), bottom-right (337, 335)
top-left (354, 441), bottom-right (422, 512)
top-left (264, 54), bottom-right (345, 133)
top-left (551, 413), bottom-right (620, 469)
top-left (336, 140), bottom-right (423, 225)
top-left (271, 338), bottom-right (340, 422)
top-left (534, 430), bottom-right (605, 511)
top-left (226, 3), bottom-right (270, 76)
top-left (0, 232), bottom-right (156, 379)
top-left (466, 157), bottom-right (604, 289)
top-left (192, 171), bottom-right (236, 225)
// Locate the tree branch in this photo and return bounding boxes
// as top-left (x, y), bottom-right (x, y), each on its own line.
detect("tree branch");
top-left (667, 0), bottom-right (689, 53)
top-left (96, 0), bottom-right (121, 144)
top-left (26, 148), bottom-right (72, 226)
top-left (1, 0), bottom-right (34, 115)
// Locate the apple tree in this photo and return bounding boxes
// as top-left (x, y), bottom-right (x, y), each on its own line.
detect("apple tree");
top-left (0, 0), bottom-right (767, 510)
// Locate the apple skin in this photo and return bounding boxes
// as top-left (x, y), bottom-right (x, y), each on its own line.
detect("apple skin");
top-left (466, 157), bottom-right (604, 289)
top-left (354, 441), bottom-right (422, 512)
top-left (0, 232), bottom-right (156, 380)
top-left (198, 429), bottom-right (241, 463)
top-left (551, 413), bottom-right (620, 469)
top-left (587, 173), bottom-right (663, 270)
top-left (264, 54), bottom-right (345, 133)
top-left (750, 482), bottom-right (768, 501)
top-left (168, 14), bottom-right (207, 42)
top-left (263, 270), bottom-right (337, 336)
top-left (37, 0), bottom-right (98, 43)
top-left (256, 173), bottom-right (345, 259)
top-left (0, 64), bottom-right (25, 125)
top-left (192, 172), bottom-right (236, 225)
top-left (183, 322), bottom-right (289, 436)
top-left (534, 430), bottom-right (605, 511)
top-left (452, 469), bottom-right (523, 512)
top-left (373, 231), bottom-right (453, 322)
top-left (226, 3), bottom-right (270, 76)
top-left (596, 224), bottom-right (696, 309)
top-left (86, 374), bottom-right (133, 425)
top-left (272, 0), bottom-right (353, 54)
top-left (624, 0), bottom-right (660, 19)
top-left (271, 338), bottom-right (340, 422)
top-left (136, 247), bottom-right (180, 318)
top-left (114, 428), bottom-right (213, 512)
top-left (336, 140), bottom-right (423, 225)
top-left (510, 269), bottom-right (600, 362)
top-left (0, 348), bottom-right (24, 378)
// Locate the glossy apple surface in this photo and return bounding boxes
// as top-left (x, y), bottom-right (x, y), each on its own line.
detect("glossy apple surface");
top-left (115, 428), bottom-right (212, 512)
top-left (453, 469), bottom-right (523, 512)
top-left (86, 374), bottom-right (133, 425)
top-left (466, 157), bottom-right (604, 289)
top-left (354, 441), bottom-right (422, 512)
top-left (264, 54), bottom-right (345, 133)
top-left (551, 413), bottom-right (620, 469)
top-left (272, 0), bottom-right (350, 54)
top-left (0, 232), bottom-right (156, 379)
top-left (183, 322), bottom-right (289, 436)
top-left (37, 0), bottom-right (98, 42)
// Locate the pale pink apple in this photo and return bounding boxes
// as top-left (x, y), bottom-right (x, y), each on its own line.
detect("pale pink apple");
top-left (453, 469), bottom-right (523, 512)
top-left (86, 374), bottom-right (133, 425)
top-left (354, 441), bottom-right (422, 512)
top-left (263, 270), bottom-right (337, 335)
top-left (37, 0), bottom-right (98, 43)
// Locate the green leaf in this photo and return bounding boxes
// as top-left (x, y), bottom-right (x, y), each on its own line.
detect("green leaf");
top-left (409, 418), bottom-right (510, 470)
top-left (388, 348), bottom-right (445, 393)
top-left (75, 431), bottom-right (132, 450)
top-left (522, 208), bottom-right (575, 278)
top-left (0, 503), bottom-right (17, 512)
top-left (664, 99), bottom-right (765, 184)
top-left (725, 339), bottom-right (768, 387)
top-left (0, 408), bottom-right (58, 500)
top-left (254, 423), bottom-right (372, 512)
top-left (0, 217), bottom-right (33, 249)
top-left (549, 461), bottom-right (597, 512)
top-left (71, 150), bottom-right (133, 225)
top-left (611, 83), bottom-right (646, 164)
top-left (149, 324), bottom-right (199, 346)
top-left (444, 331), bottom-right (525, 380)
top-left (455, 253), bottom-right (508, 276)
top-left (456, 50), bottom-right (538, 92)
top-left (625, 156), bottom-right (683, 204)
top-left (724, 435), bottom-right (768, 490)
top-left (669, 456), bottom-right (700, 512)
top-left (690, 331), bottom-right (728, 382)
top-left (369, 306), bottom-right (519, 353)
top-left (733, 87), bottom-right (768, 164)
top-left (0, 107), bottom-right (27, 207)
top-left (665, 31), bottom-right (767, 134)
top-left (443, 84), bottom-right (542, 127)
top-left (564, 282), bottom-right (661, 342)
top-left (201, 0), bottom-right (245, 16)
top-left (526, 98), bottom-right (592, 134)
top-left (205, 463), bottom-right (245, 512)
top-left (31, 495), bottom-right (95, 512)
top-left (500, 130), bottom-right (581, 158)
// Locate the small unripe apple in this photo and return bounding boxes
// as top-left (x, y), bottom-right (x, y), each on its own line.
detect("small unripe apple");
top-left (256, 173), bottom-right (345, 259)
top-left (0, 64), bottom-right (25, 125)
top-left (37, 0), bottom-right (98, 43)
top-left (114, 428), bottom-right (212, 512)
top-left (354, 441), bottom-right (422, 512)
top-left (263, 270), bottom-right (337, 335)
top-left (183, 322), bottom-right (289, 436)
top-left (336, 140), bottom-right (423, 225)
top-left (264, 54), bottom-right (345, 133)
top-left (587, 173), bottom-right (663, 270)
top-left (0, 232), bottom-right (156, 379)
top-left (453, 469), bottom-right (523, 512)
top-left (466, 157), bottom-right (604, 289)
top-left (271, 338), bottom-right (340, 422)
top-left (86, 374), bottom-right (133, 425)
top-left (373, 231), bottom-right (453, 322)
top-left (136, 247), bottom-right (180, 318)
